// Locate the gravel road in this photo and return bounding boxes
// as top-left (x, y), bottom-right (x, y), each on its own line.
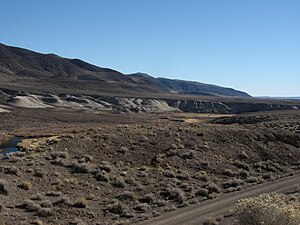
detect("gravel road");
top-left (141, 173), bottom-right (300, 225)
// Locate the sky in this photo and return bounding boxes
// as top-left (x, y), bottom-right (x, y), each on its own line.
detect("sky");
top-left (0, 0), bottom-right (299, 96)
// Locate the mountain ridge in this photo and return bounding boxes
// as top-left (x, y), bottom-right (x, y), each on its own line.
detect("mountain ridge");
top-left (0, 43), bottom-right (250, 97)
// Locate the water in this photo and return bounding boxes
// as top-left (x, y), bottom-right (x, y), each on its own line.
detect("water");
top-left (0, 137), bottom-right (23, 155)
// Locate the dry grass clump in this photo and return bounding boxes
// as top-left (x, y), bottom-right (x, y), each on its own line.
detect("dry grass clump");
top-left (234, 193), bottom-right (300, 225)
top-left (31, 219), bottom-right (44, 225)
top-left (64, 177), bottom-right (78, 185)
top-left (18, 181), bottom-right (33, 190)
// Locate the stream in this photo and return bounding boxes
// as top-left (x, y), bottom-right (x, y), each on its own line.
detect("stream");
top-left (0, 137), bottom-right (23, 154)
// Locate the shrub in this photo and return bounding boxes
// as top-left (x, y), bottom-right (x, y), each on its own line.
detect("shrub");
top-left (117, 146), bottom-right (128, 154)
top-left (4, 166), bottom-right (20, 176)
top-left (246, 176), bottom-right (258, 183)
top-left (115, 191), bottom-right (136, 202)
top-left (96, 171), bottom-right (110, 182)
top-left (200, 161), bottom-right (210, 168)
top-left (163, 170), bottom-right (176, 178)
top-left (31, 193), bottom-right (43, 201)
top-left (238, 151), bottom-right (249, 159)
top-left (207, 183), bottom-right (221, 194)
top-left (180, 150), bottom-right (195, 159)
top-left (105, 201), bottom-right (127, 215)
top-left (98, 164), bottom-right (112, 173)
top-left (34, 170), bottom-right (45, 178)
top-left (53, 196), bottom-right (73, 207)
top-left (139, 194), bottom-right (156, 204)
top-left (222, 179), bottom-right (243, 189)
top-left (69, 162), bottom-right (91, 173)
top-left (239, 169), bottom-right (250, 179)
top-left (133, 203), bottom-right (150, 213)
top-left (233, 160), bottom-right (251, 171)
top-left (46, 191), bottom-right (62, 197)
top-left (203, 218), bottom-right (218, 225)
top-left (40, 200), bottom-right (53, 208)
top-left (37, 207), bottom-right (53, 217)
top-left (234, 193), bottom-right (300, 225)
top-left (160, 188), bottom-right (185, 203)
top-left (50, 151), bottom-right (69, 159)
top-left (195, 188), bottom-right (209, 197)
top-left (195, 171), bottom-right (209, 182)
top-left (262, 173), bottom-right (272, 180)
top-left (16, 199), bottom-right (41, 212)
top-left (0, 179), bottom-right (9, 195)
top-left (73, 197), bottom-right (88, 208)
top-left (165, 148), bottom-right (178, 157)
top-left (111, 176), bottom-right (126, 188)
top-left (223, 169), bottom-right (235, 177)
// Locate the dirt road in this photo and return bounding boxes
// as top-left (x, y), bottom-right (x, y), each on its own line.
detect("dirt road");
top-left (141, 173), bottom-right (300, 225)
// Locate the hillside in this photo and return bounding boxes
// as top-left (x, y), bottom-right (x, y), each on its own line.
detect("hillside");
top-left (0, 43), bottom-right (165, 95)
top-left (0, 43), bottom-right (250, 97)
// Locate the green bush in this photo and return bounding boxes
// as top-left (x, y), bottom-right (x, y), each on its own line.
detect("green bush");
top-left (234, 193), bottom-right (300, 225)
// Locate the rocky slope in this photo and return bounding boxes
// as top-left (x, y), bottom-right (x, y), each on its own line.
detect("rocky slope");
top-left (0, 88), bottom-right (299, 114)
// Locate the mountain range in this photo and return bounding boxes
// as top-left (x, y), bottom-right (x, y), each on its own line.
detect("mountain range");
top-left (0, 43), bottom-right (250, 97)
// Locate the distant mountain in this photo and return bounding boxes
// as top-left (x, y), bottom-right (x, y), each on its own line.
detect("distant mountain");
top-left (0, 43), bottom-right (250, 97)
top-left (155, 78), bottom-right (251, 97)
top-left (257, 96), bottom-right (300, 100)
top-left (128, 73), bottom-right (251, 97)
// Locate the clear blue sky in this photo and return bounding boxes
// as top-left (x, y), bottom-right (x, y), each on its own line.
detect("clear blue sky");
top-left (1, 0), bottom-right (299, 96)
